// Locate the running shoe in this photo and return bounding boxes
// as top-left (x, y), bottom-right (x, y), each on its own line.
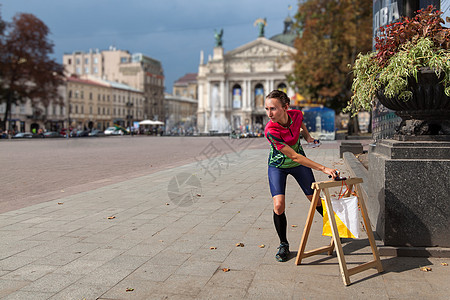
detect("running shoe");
top-left (275, 242), bottom-right (290, 262)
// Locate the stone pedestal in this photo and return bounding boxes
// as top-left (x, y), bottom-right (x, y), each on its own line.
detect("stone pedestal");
top-left (340, 142), bottom-right (363, 158)
top-left (368, 139), bottom-right (450, 247)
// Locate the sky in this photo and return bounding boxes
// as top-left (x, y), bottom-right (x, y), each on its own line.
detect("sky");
top-left (1, 0), bottom-right (296, 92)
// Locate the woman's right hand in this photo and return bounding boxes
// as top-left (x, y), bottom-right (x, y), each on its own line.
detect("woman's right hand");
top-left (323, 167), bottom-right (337, 179)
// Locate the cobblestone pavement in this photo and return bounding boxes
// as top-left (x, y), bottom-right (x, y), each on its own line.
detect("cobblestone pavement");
top-left (1, 138), bottom-right (448, 299)
top-left (0, 136), bottom-right (267, 213)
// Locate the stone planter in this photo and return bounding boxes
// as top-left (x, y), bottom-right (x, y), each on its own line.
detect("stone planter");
top-left (376, 68), bottom-right (450, 136)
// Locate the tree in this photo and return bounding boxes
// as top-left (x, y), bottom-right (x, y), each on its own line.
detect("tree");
top-left (0, 12), bottom-right (64, 131)
top-left (288, 0), bottom-right (373, 111)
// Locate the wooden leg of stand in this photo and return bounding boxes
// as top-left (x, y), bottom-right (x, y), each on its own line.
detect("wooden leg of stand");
top-left (323, 188), bottom-right (351, 285)
top-left (295, 189), bottom-right (320, 265)
top-left (327, 238), bottom-right (335, 255)
top-left (355, 184), bottom-right (383, 273)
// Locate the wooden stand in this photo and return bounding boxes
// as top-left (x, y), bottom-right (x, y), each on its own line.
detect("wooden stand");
top-left (295, 177), bottom-right (383, 286)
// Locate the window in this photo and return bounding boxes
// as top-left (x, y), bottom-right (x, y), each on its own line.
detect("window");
top-left (89, 92), bottom-right (93, 100)
top-left (277, 83), bottom-right (287, 93)
top-left (75, 105), bottom-right (78, 114)
top-left (68, 90), bottom-right (72, 98)
top-left (98, 107), bottom-right (100, 114)
top-left (232, 84), bottom-right (242, 109)
top-left (94, 57), bottom-right (98, 64)
top-left (81, 106), bottom-right (84, 114)
top-left (80, 91), bottom-right (84, 99)
top-left (107, 95), bottom-right (110, 102)
top-left (52, 106), bottom-right (56, 115)
top-left (76, 58), bottom-right (80, 65)
top-left (120, 57), bottom-right (128, 63)
top-left (90, 106), bottom-right (92, 114)
top-left (254, 84), bottom-right (264, 108)
top-left (103, 107), bottom-right (105, 115)
top-left (75, 91), bottom-right (79, 98)
top-left (60, 106), bottom-right (64, 115)
top-left (76, 67), bottom-right (81, 74)
top-left (93, 67), bottom-right (98, 74)
top-left (98, 94), bottom-right (101, 101)
top-left (84, 67), bottom-right (89, 74)
top-left (85, 58), bottom-right (89, 64)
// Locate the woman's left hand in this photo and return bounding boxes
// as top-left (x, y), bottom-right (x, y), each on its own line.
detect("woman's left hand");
top-left (306, 136), bottom-right (315, 143)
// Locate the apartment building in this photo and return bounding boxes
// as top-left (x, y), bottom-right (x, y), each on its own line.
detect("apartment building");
top-left (63, 47), bottom-right (164, 123)
top-left (173, 73), bottom-right (198, 100)
top-left (67, 76), bottom-right (144, 131)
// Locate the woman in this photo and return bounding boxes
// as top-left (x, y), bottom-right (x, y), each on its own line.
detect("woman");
top-left (264, 90), bottom-right (337, 262)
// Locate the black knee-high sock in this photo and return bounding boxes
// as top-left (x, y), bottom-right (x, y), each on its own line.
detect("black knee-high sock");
top-left (316, 205), bottom-right (323, 217)
top-left (273, 211), bottom-right (288, 244)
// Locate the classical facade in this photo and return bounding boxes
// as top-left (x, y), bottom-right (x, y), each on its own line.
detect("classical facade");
top-left (197, 21), bottom-right (296, 134)
top-left (63, 47), bottom-right (164, 124)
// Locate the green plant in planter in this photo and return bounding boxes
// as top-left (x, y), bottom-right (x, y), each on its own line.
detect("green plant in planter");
top-left (345, 5), bottom-right (450, 115)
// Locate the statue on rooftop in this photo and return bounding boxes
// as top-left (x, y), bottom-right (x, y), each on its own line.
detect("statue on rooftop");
top-left (214, 29), bottom-right (223, 47)
top-left (254, 18), bottom-right (267, 37)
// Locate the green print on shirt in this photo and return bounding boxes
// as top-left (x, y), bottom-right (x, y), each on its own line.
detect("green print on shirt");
top-left (267, 132), bottom-right (306, 168)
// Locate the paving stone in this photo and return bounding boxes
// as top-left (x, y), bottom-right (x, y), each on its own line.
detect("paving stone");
top-left (52, 259), bottom-right (106, 275)
top-left (125, 263), bottom-right (178, 282)
top-left (0, 264), bottom-right (57, 281)
top-left (0, 279), bottom-right (30, 297)
top-left (19, 273), bottom-right (82, 293)
top-left (1, 290), bottom-right (54, 300)
top-left (206, 269), bottom-right (255, 290)
top-left (48, 282), bottom-right (110, 300)
top-left (0, 256), bottom-right (38, 272)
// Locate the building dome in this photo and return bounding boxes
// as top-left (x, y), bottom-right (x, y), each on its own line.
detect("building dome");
top-left (270, 15), bottom-right (297, 46)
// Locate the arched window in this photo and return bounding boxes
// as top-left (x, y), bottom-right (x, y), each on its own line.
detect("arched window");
top-left (232, 84), bottom-right (242, 109)
top-left (277, 83), bottom-right (287, 93)
top-left (254, 84), bottom-right (264, 108)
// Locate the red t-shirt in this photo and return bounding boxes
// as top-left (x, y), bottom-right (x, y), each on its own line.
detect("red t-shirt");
top-left (264, 109), bottom-right (306, 168)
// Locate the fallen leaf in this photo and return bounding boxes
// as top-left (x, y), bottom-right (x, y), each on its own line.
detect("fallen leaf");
top-left (222, 268), bottom-right (230, 272)
top-left (237, 211), bottom-right (240, 213)
top-left (197, 194), bottom-right (201, 197)
top-left (210, 246), bottom-right (217, 250)
top-left (258, 244), bottom-right (265, 248)
top-left (165, 203), bottom-right (170, 205)
top-left (60, 190), bottom-right (64, 193)
top-left (441, 262), bottom-right (448, 266)
top-left (126, 288), bottom-right (134, 292)
top-left (57, 202), bottom-right (63, 205)
top-left (235, 243), bottom-right (244, 247)
top-left (420, 266), bottom-right (432, 272)
top-left (107, 216), bottom-right (116, 219)
top-left (291, 225), bottom-right (298, 228)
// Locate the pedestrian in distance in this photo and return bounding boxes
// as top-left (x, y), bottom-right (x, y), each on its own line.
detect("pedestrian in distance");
top-left (264, 90), bottom-right (337, 262)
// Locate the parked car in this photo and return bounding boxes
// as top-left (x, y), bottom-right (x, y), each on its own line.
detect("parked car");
top-left (89, 129), bottom-right (105, 137)
top-left (12, 132), bottom-right (33, 139)
top-left (104, 127), bottom-right (117, 135)
top-left (112, 130), bottom-right (124, 136)
top-left (43, 131), bottom-right (63, 138)
top-left (75, 130), bottom-right (90, 137)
